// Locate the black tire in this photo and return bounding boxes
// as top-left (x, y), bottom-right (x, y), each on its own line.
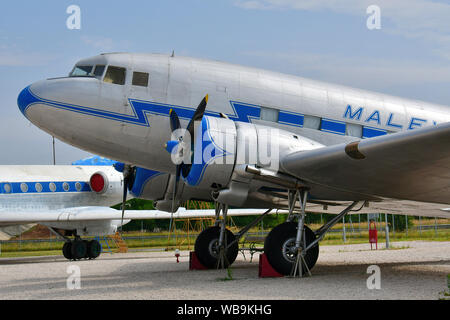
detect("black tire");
top-left (87, 240), bottom-right (102, 259)
top-left (62, 242), bottom-right (73, 260)
top-left (71, 239), bottom-right (87, 260)
top-left (264, 222), bottom-right (319, 276)
top-left (194, 226), bottom-right (239, 269)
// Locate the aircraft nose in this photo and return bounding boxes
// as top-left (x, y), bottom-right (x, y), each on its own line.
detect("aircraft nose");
top-left (17, 85), bottom-right (39, 117)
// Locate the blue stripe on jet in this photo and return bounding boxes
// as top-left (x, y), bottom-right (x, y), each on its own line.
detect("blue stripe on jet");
top-left (0, 181), bottom-right (91, 194)
top-left (362, 126), bottom-right (387, 138)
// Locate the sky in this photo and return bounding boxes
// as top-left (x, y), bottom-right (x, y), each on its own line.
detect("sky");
top-left (1, 0), bottom-right (450, 164)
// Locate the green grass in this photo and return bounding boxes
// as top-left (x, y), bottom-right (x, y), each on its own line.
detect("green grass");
top-left (1, 223), bottom-right (449, 259)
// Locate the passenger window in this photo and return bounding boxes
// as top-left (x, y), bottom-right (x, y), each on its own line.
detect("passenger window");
top-left (94, 65), bottom-right (105, 78)
top-left (303, 115), bottom-right (321, 130)
top-left (132, 72), bottom-right (149, 87)
top-left (346, 123), bottom-right (363, 138)
top-left (104, 66), bottom-right (126, 85)
top-left (260, 107), bottom-right (279, 122)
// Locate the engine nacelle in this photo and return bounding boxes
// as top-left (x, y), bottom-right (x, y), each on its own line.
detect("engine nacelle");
top-left (128, 167), bottom-right (170, 200)
top-left (181, 116), bottom-right (237, 189)
top-left (181, 115), bottom-right (323, 205)
top-left (88, 169), bottom-right (122, 198)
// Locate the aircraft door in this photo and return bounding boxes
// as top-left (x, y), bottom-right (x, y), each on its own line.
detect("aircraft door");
top-left (100, 65), bottom-right (129, 114)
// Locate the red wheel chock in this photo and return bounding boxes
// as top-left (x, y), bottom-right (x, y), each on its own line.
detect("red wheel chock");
top-left (258, 253), bottom-right (283, 278)
top-left (189, 251), bottom-right (208, 270)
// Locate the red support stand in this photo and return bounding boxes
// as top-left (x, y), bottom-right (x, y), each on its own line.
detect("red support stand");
top-left (258, 253), bottom-right (284, 278)
top-left (189, 251), bottom-right (208, 270)
top-left (369, 221), bottom-right (378, 250)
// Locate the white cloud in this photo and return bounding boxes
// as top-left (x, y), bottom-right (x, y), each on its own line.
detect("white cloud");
top-left (80, 35), bottom-right (115, 51)
top-left (240, 50), bottom-right (450, 92)
top-left (0, 51), bottom-right (55, 67)
top-left (234, 0), bottom-right (450, 59)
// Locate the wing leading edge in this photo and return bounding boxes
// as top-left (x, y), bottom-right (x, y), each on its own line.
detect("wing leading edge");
top-left (281, 122), bottom-right (450, 205)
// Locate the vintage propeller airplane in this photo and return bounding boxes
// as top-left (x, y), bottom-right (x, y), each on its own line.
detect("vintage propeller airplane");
top-left (16, 53), bottom-right (450, 276)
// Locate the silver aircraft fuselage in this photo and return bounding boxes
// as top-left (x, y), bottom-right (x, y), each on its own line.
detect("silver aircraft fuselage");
top-left (17, 53), bottom-right (450, 193)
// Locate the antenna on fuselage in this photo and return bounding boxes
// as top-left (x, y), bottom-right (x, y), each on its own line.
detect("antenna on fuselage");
top-left (52, 136), bottom-right (56, 165)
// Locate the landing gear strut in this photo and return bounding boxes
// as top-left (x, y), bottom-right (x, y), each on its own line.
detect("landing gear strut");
top-left (194, 203), bottom-right (238, 269)
top-left (264, 188), bottom-right (360, 277)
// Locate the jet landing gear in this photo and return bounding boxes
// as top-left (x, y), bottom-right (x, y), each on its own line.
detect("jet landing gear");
top-left (62, 238), bottom-right (102, 260)
top-left (47, 228), bottom-right (102, 261)
top-left (264, 189), bottom-right (361, 277)
top-left (194, 204), bottom-right (239, 269)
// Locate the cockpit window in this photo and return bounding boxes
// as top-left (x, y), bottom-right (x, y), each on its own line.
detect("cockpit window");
top-left (93, 65), bottom-right (105, 78)
top-left (104, 66), bottom-right (126, 85)
top-left (70, 65), bottom-right (94, 77)
top-left (132, 71), bottom-right (149, 87)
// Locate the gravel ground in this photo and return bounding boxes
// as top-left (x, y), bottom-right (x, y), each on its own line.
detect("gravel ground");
top-left (0, 241), bottom-right (448, 300)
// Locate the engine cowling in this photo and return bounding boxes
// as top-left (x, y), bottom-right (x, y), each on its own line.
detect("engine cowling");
top-left (128, 167), bottom-right (170, 200)
top-left (180, 115), bottom-right (323, 205)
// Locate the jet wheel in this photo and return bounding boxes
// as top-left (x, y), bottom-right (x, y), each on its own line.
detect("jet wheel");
top-left (62, 241), bottom-right (73, 260)
top-left (87, 240), bottom-right (102, 259)
top-left (264, 222), bottom-right (319, 276)
top-left (71, 239), bottom-right (87, 260)
top-left (194, 226), bottom-right (238, 269)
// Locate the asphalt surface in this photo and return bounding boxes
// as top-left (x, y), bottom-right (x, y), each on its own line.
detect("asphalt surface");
top-left (0, 241), bottom-right (448, 300)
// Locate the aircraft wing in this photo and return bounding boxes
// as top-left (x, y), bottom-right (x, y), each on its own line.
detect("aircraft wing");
top-left (0, 207), bottom-right (271, 224)
top-left (281, 122), bottom-right (450, 205)
top-left (304, 200), bottom-right (450, 218)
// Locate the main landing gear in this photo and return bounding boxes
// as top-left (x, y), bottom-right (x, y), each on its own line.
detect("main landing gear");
top-left (264, 190), bottom-right (360, 276)
top-left (62, 238), bottom-right (102, 261)
top-left (194, 190), bottom-right (360, 277)
top-left (48, 227), bottom-right (102, 261)
top-left (194, 203), bottom-right (239, 269)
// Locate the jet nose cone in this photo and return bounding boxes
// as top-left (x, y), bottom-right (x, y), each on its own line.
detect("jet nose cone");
top-left (17, 85), bottom-right (38, 117)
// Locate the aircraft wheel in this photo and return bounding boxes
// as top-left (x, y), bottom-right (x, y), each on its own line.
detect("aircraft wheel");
top-left (264, 222), bottom-right (319, 276)
top-left (62, 241), bottom-right (73, 260)
top-left (71, 239), bottom-right (87, 260)
top-left (87, 240), bottom-right (102, 259)
top-left (194, 226), bottom-right (238, 269)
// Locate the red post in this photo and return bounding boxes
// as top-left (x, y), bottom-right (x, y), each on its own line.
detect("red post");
top-left (369, 221), bottom-right (378, 250)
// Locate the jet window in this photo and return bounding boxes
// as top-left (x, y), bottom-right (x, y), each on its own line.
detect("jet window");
top-left (94, 65), bottom-right (106, 78)
top-left (70, 65), bottom-right (94, 77)
top-left (132, 72), bottom-right (149, 87)
top-left (104, 66), bottom-right (126, 85)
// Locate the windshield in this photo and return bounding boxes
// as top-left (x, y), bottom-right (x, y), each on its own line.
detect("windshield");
top-left (69, 65), bottom-right (94, 77)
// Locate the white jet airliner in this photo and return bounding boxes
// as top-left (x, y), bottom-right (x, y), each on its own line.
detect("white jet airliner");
top-left (16, 53), bottom-right (450, 276)
top-left (0, 159), bottom-right (270, 261)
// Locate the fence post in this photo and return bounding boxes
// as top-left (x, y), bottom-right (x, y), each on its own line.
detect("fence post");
top-left (385, 213), bottom-right (390, 249)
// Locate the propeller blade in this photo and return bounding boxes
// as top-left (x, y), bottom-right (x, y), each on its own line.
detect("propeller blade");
top-left (171, 164), bottom-right (181, 213)
top-left (120, 175), bottom-right (128, 233)
top-left (186, 94), bottom-right (208, 138)
top-left (119, 165), bottom-right (135, 233)
top-left (169, 108), bottom-right (181, 132)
